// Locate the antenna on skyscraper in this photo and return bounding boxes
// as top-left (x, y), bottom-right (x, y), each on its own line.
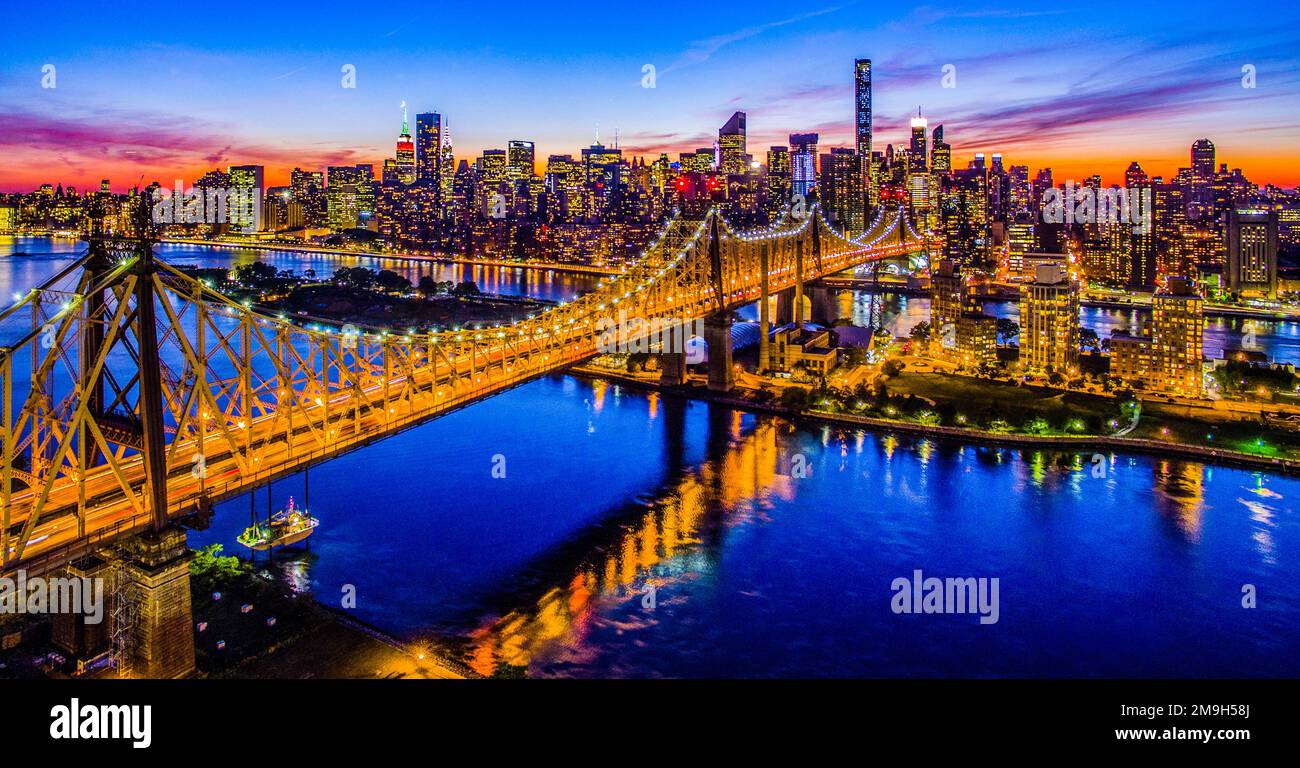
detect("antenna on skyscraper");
top-left (614, 128), bottom-right (619, 150)
top-left (595, 122), bottom-right (601, 145)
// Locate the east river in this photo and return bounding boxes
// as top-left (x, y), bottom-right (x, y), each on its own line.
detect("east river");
top-left (4, 235), bottom-right (1297, 677)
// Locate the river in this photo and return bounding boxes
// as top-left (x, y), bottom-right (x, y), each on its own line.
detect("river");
top-left (3, 235), bottom-right (1297, 677)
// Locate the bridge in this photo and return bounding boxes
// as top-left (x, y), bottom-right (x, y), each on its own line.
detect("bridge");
top-left (0, 202), bottom-right (928, 675)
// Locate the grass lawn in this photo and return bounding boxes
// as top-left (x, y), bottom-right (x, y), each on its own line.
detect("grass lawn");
top-left (887, 371), bottom-right (1117, 420)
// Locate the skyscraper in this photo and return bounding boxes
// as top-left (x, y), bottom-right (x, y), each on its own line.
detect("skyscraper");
top-left (819, 148), bottom-right (865, 231)
top-left (416, 112), bottom-right (443, 189)
top-left (789, 133), bottom-right (818, 198)
top-left (854, 59), bottom-right (872, 158)
top-left (766, 146), bottom-right (791, 217)
top-left (507, 140), bottom-right (536, 181)
top-left (855, 59), bottom-right (873, 222)
top-left (719, 112), bottom-right (748, 176)
top-left (1226, 208), bottom-right (1279, 299)
top-left (1191, 139), bottom-right (1215, 178)
top-left (909, 111), bottom-right (928, 173)
top-left (227, 165), bottom-right (263, 233)
top-left (930, 125), bottom-right (951, 174)
top-left (395, 103), bottom-right (416, 185)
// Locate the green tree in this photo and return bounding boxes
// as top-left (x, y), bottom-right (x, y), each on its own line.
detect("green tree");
top-left (996, 318), bottom-right (1020, 345)
top-left (779, 386), bottom-right (811, 412)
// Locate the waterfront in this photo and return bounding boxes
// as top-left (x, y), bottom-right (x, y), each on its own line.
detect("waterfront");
top-left (0, 235), bottom-right (600, 304)
top-left (6, 236), bottom-right (1299, 364)
top-left (190, 374), bottom-right (1300, 677)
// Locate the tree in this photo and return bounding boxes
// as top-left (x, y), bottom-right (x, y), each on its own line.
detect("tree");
top-left (452, 280), bottom-right (481, 296)
top-left (996, 318), bottom-right (1020, 345)
top-left (779, 386), bottom-right (811, 412)
top-left (332, 266), bottom-right (377, 290)
top-left (1079, 328), bottom-right (1100, 352)
top-left (881, 358), bottom-right (906, 377)
top-left (375, 269), bottom-right (412, 293)
top-left (233, 261), bottom-right (279, 285)
top-left (417, 275), bottom-right (440, 298)
top-left (910, 321), bottom-right (932, 343)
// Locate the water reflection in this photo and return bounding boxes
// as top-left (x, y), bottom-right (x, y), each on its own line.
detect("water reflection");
top-left (460, 413), bottom-right (791, 676)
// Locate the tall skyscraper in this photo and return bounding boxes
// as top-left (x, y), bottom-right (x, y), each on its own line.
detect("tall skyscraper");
top-left (416, 112), bottom-right (443, 189)
top-left (395, 103), bottom-right (416, 185)
top-left (930, 125), bottom-right (951, 174)
top-left (507, 140), bottom-right (536, 181)
top-left (1191, 139), bottom-right (1215, 178)
top-left (789, 133), bottom-right (819, 198)
top-left (855, 59), bottom-right (873, 222)
top-left (909, 111), bottom-right (928, 173)
top-left (854, 59), bottom-right (872, 158)
top-left (719, 112), bottom-right (748, 176)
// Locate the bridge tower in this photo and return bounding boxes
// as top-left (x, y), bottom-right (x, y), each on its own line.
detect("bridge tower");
top-left (758, 241), bottom-right (771, 373)
top-left (703, 214), bottom-right (734, 392)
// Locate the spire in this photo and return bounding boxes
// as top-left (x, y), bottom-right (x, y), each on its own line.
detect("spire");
top-left (400, 101), bottom-right (409, 136)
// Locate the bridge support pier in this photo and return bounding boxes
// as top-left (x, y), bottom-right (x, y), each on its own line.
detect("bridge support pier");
top-left (659, 351), bottom-right (688, 386)
top-left (704, 314), bottom-right (734, 392)
top-left (118, 526), bottom-right (196, 679)
top-left (774, 288), bottom-right (811, 326)
top-left (805, 284), bottom-right (841, 326)
top-left (52, 556), bottom-right (115, 665)
top-left (758, 243), bottom-right (771, 373)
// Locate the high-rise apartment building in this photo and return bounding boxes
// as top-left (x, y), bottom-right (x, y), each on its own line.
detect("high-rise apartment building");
top-left (1226, 208), bottom-right (1279, 299)
top-left (1020, 264), bottom-right (1080, 373)
top-left (227, 165), bottom-right (263, 233)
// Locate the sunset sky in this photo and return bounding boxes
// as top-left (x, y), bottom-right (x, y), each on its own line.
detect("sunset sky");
top-left (2, 0), bottom-right (1298, 192)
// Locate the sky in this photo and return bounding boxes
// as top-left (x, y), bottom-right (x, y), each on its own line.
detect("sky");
top-left (1, 0), bottom-right (1299, 192)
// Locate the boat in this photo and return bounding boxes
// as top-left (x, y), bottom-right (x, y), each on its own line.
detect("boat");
top-left (237, 496), bottom-right (318, 551)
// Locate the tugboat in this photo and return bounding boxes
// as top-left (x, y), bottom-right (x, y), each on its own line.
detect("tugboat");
top-left (237, 496), bottom-right (318, 551)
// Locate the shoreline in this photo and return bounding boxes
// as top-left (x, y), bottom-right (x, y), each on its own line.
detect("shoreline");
top-left (8, 233), bottom-right (1298, 321)
top-left (157, 237), bottom-right (621, 277)
top-left (571, 366), bottom-right (1300, 476)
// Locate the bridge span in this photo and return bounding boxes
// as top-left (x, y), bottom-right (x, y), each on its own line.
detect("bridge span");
top-left (1, 204), bottom-right (930, 578)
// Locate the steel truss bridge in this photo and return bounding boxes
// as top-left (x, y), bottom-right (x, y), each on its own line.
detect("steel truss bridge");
top-left (1, 204), bottom-right (931, 576)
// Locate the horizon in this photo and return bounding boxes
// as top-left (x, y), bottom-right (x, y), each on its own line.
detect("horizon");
top-left (2, 1), bottom-right (1299, 192)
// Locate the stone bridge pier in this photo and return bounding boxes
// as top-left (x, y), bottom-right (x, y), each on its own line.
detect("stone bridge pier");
top-left (704, 314), bottom-right (734, 392)
top-left (774, 285), bottom-right (839, 326)
top-left (53, 525), bottom-right (196, 679)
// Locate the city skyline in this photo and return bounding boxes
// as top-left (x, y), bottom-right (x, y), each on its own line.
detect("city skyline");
top-left (3, 0), bottom-right (1300, 192)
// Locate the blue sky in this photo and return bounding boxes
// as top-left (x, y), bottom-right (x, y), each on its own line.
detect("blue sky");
top-left (2, 0), bottom-right (1298, 190)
